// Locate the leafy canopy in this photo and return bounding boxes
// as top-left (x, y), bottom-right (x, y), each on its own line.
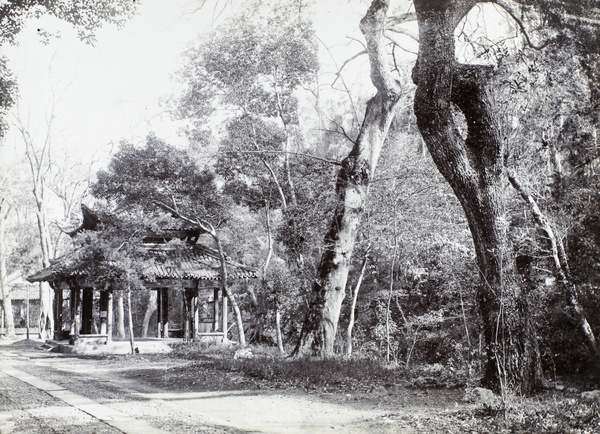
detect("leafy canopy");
top-left (0, 0), bottom-right (137, 45)
top-left (92, 135), bottom-right (228, 224)
top-left (176, 0), bottom-right (318, 125)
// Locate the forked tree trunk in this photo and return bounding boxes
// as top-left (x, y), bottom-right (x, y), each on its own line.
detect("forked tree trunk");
top-left (412, 0), bottom-right (542, 393)
top-left (292, 0), bottom-right (403, 357)
top-left (18, 120), bottom-right (54, 340)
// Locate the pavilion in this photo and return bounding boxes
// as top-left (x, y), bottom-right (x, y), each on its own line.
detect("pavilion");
top-left (26, 206), bottom-right (258, 346)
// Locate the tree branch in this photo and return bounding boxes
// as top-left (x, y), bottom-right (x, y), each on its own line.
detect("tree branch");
top-left (490, 0), bottom-right (553, 50)
top-left (360, 0), bottom-right (402, 95)
top-left (153, 201), bottom-right (214, 236)
top-left (315, 35), bottom-right (361, 128)
top-left (384, 30), bottom-right (418, 55)
top-left (386, 12), bottom-right (417, 27)
top-left (332, 50), bottom-right (368, 87)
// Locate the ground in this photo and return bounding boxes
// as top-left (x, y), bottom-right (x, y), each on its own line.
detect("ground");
top-left (0, 338), bottom-right (598, 433)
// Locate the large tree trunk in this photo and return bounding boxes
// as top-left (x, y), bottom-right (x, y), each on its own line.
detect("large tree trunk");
top-left (126, 283), bottom-right (135, 354)
top-left (292, 0), bottom-right (403, 357)
top-left (35, 203), bottom-right (54, 339)
top-left (0, 214), bottom-right (15, 338)
top-left (116, 291), bottom-right (126, 338)
top-left (141, 290), bottom-right (157, 337)
top-left (412, 0), bottom-right (542, 393)
top-left (213, 233), bottom-right (245, 346)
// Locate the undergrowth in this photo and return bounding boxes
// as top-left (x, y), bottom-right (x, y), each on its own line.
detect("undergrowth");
top-left (69, 341), bottom-right (600, 432)
top-left (167, 342), bottom-right (600, 432)
top-left (171, 342), bottom-right (470, 392)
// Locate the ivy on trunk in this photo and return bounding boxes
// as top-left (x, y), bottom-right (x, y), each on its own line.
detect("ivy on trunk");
top-left (412, 0), bottom-right (542, 393)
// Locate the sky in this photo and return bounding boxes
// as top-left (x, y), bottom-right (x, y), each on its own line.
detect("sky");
top-left (1, 0), bottom-right (372, 171)
top-left (0, 0), bottom-right (513, 174)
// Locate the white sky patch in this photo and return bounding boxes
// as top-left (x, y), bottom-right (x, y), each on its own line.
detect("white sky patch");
top-left (1, 0), bottom-right (512, 171)
top-left (2, 0), bottom-right (229, 167)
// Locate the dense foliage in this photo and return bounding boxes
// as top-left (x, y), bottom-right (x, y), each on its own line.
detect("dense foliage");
top-left (2, 0), bottom-right (599, 399)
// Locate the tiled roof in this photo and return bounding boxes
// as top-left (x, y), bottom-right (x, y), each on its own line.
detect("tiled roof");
top-left (26, 254), bottom-right (85, 283)
top-left (27, 243), bottom-right (258, 284)
top-left (146, 244), bottom-right (258, 280)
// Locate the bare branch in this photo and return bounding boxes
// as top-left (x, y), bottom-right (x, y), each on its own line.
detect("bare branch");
top-left (385, 26), bottom-right (419, 44)
top-left (385, 31), bottom-right (418, 55)
top-left (330, 119), bottom-right (357, 146)
top-left (332, 50), bottom-right (368, 87)
top-left (315, 35), bottom-right (361, 128)
top-left (345, 36), bottom-right (367, 51)
top-left (386, 12), bottom-right (417, 27)
top-left (490, 0), bottom-right (553, 50)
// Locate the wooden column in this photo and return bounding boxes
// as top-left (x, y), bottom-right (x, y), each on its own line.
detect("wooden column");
top-left (222, 289), bottom-right (228, 342)
top-left (82, 289), bottom-right (93, 334)
top-left (156, 288), bottom-right (170, 338)
top-left (212, 288), bottom-right (219, 332)
top-left (162, 288), bottom-right (169, 338)
top-left (156, 288), bottom-right (163, 337)
top-left (107, 290), bottom-right (113, 342)
top-left (193, 295), bottom-right (199, 339)
top-left (183, 289), bottom-right (193, 343)
top-left (70, 288), bottom-right (81, 343)
top-left (53, 285), bottom-right (63, 340)
top-left (99, 291), bottom-right (109, 335)
top-left (69, 289), bottom-right (76, 338)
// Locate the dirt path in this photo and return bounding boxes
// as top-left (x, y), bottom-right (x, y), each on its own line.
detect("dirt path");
top-left (2, 341), bottom-right (462, 433)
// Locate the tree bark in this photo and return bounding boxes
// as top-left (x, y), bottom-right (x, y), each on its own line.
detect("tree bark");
top-left (412, 0), bottom-right (542, 393)
top-left (275, 307), bottom-right (284, 353)
top-left (141, 290), bottom-right (157, 337)
top-left (126, 283), bottom-right (135, 354)
top-left (116, 291), bottom-right (126, 338)
top-left (0, 209), bottom-right (15, 338)
top-left (292, 0), bottom-right (403, 357)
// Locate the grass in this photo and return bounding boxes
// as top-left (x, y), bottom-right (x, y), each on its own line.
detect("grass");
top-left (62, 341), bottom-right (600, 433)
top-left (168, 342), bottom-right (600, 432)
top-left (170, 341), bottom-right (469, 392)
